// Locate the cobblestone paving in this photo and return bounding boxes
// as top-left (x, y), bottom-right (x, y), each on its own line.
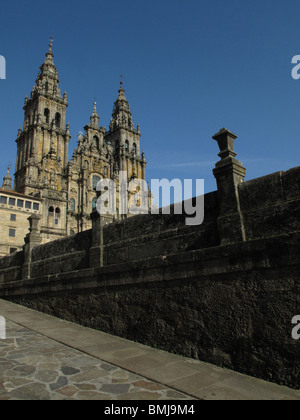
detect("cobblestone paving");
top-left (0, 320), bottom-right (193, 400)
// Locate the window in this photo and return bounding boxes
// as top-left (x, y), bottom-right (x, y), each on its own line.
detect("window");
top-left (9, 198), bottom-right (16, 206)
top-left (133, 143), bottom-right (137, 155)
top-left (10, 248), bottom-right (17, 255)
top-left (55, 112), bottom-right (61, 128)
top-left (93, 136), bottom-right (99, 149)
top-left (33, 203), bottom-right (39, 211)
top-left (0, 196), bottom-right (7, 205)
top-left (9, 228), bottom-right (15, 238)
top-left (44, 108), bottom-right (50, 124)
top-left (70, 230), bottom-right (75, 236)
top-left (125, 140), bottom-right (129, 151)
top-left (49, 206), bottom-right (54, 216)
top-left (17, 199), bottom-right (24, 208)
top-left (92, 197), bottom-right (97, 212)
top-left (115, 140), bottom-right (119, 151)
top-left (55, 219), bottom-right (59, 225)
top-left (70, 198), bottom-right (75, 213)
top-left (55, 208), bottom-right (61, 218)
top-left (10, 214), bottom-right (16, 222)
top-left (92, 175), bottom-right (100, 190)
top-left (25, 201), bottom-right (31, 210)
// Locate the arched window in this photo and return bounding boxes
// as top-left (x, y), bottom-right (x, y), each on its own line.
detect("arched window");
top-left (93, 136), bottom-right (99, 149)
top-left (44, 108), bottom-right (50, 124)
top-left (55, 208), bottom-right (61, 218)
top-left (70, 198), bottom-right (75, 213)
top-left (48, 206), bottom-right (54, 216)
top-left (70, 229), bottom-right (75, 236)
top-left (92, 175), bottom-right (100, 190)
top-left (55, 112), bottom-right (61, 128)
top-left (92, 197), bottom-right (97, 212)
top-left (125, 140), bottom-right (129, 151)
top-left (133, 143), bottom-right (137, 155)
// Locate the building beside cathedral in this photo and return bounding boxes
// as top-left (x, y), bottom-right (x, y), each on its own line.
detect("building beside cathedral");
top-left (0, 42), bottom-right (150, 257)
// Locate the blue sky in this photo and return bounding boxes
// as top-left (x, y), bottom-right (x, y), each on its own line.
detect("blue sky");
top-left (0, 0), bottom-right (300, 195)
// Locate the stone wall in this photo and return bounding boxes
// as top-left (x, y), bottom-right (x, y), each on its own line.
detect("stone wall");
top-left (2, 231), bottom-right (300, 388)
top-left (0, 128), bottom-right (300, 389)
top-left (239, 168), bottom-right (300, 240)
top-left (30, 229), bottom-right (92, 277)
top-left (103, 191), bottom-right (220, 264)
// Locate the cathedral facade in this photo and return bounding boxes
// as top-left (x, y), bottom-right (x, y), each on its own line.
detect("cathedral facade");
top-left (0, 42), bottom-right (150, 255)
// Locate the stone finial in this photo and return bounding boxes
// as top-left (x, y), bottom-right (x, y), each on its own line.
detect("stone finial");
top-left (2, 167), bottom-right (12, 190)
top-left (141, 151), bottom-right (146, 163)
top-left (66, 121), bottom-right (70, 135)
top-left (90, 101), bottom-right (100, 128)
top-left (212, 128), bottom-right (246, 244)
top-left (46, 37), bottom-right (54, 60)
top-left (212, 128), bottom-right (238, 160)
top-left (28, 214), bottom-right (41, 234)
top-left (213, 127), bottom-right (246, 181)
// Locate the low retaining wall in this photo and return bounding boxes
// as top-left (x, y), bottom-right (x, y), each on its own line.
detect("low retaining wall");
top-left (2, 231), bottom-right (300, 389)
top-left (1, 135), bottom-right (300, 389)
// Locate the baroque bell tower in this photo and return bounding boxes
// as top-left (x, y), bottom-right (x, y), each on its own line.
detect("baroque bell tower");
top-left (14, 40), bottom-right (71, 242)
top-left (15, 40), bottom-right (71, 196)
top-left (105, 81), bottom-right (146, 181)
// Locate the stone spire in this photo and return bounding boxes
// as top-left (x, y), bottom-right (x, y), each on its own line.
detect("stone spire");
top-left (2, 167), bottom-right (12, 190)
top-left (15, 40), bottom-right (71, 194)
top-left (110, 81), bottom-right (135, 131)
top-left (90, 102), bottom-right (100, 129)
top-left (33, 38), bottom-right (64, 102)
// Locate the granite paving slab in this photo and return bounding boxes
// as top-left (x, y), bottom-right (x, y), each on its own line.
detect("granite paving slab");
top-left (0, 320), bottom-right (193, 400)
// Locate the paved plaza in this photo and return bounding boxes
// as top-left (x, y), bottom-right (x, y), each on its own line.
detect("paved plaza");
top-left (0, 320), bottom-right (191, 400)
top-left (0, 299), bottom-right (299, 400)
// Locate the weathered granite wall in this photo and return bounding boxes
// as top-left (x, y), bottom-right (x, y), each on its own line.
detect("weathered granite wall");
top-left (3, 231), bottom-right (300, 388)
top-left (0, 250), bottom-right (23, 284)
top-left (103, 191), bottom-right (220, 265)
top-left (239, 168), bottom-right (300, 241)
top-left (0, 128), bottom-right (300, 389)
top-left (30, 229), bottom-right (92, 277)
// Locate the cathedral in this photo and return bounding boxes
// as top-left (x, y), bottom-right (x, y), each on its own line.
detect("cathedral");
top-left (0, 41), bottom-right (150, 256)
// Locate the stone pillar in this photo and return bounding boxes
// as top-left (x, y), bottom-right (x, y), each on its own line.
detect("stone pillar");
top-left (89, 207), bottom-right (114, 268)
top-left (22, 215), bottom-right (42, 279)
top-left (212, 128), bottom-right (246, 244)
top-left (141, 151), bottom-right (146, 180)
